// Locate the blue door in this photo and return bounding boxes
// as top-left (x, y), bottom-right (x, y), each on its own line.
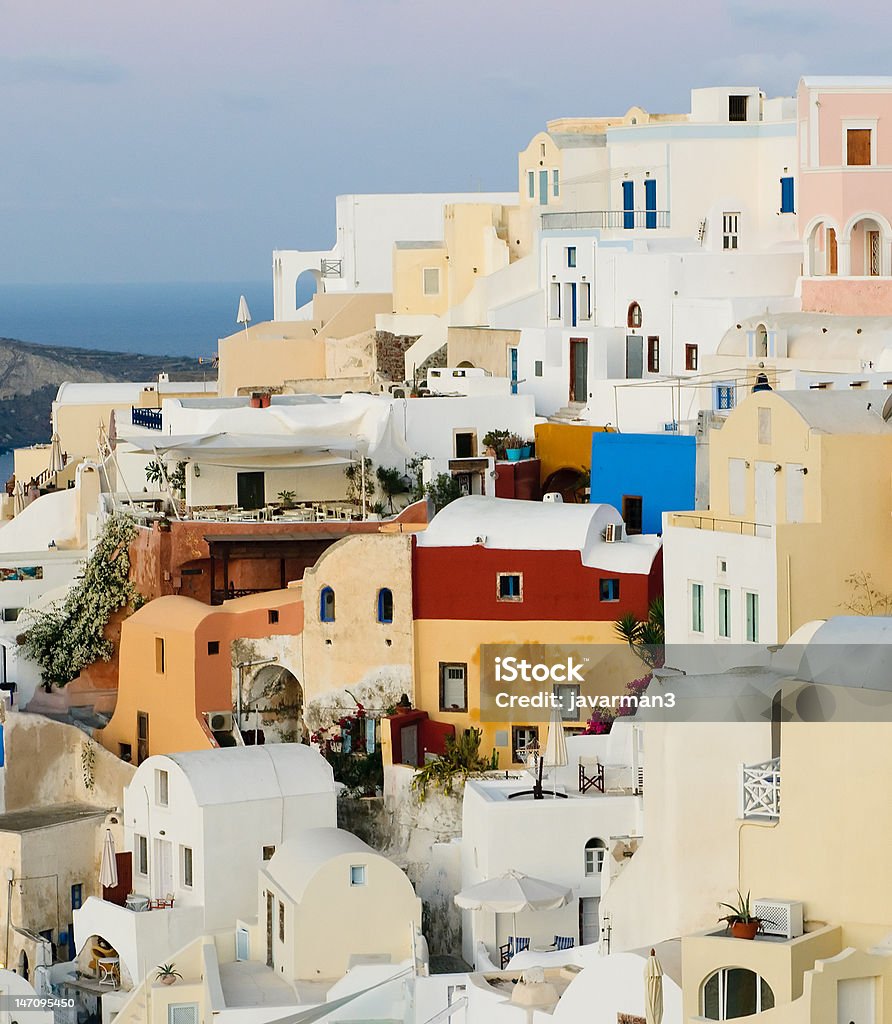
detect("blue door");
top-left (510, 348), bottom-right (519, 394)
top-left (644, 179), bottom-right (657, 229)
top-left (570, 283), bottom-right (577, 327)
top-left (780, 176), bottom-right (795, 213)
top-left (539, 170), bottom-right (549, 207)
top-left (622, 181), bottom-right (634, 229)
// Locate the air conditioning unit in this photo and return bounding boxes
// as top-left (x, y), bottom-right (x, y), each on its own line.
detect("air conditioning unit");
top-left (543, 492), bottom-right (564, 503)
top-left (604, 523), bottom-right (625, 543)
top-left (208, 711), bottom-right (234, 732)
top-left (753, 899), bottom-right (804, 939)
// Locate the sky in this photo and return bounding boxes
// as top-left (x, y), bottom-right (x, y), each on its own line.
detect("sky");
top-left (1, 0), bottom-right (890, 285)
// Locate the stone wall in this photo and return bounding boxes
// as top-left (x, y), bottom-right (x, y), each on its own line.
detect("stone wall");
top-left (374, 332), bottom-right (420, 384)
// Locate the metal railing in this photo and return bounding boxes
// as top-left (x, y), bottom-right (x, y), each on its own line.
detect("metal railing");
top-left (740, 757), bottom-right (780, 819)
top-left (320, 258), bottom-right (343, 278)
top-left (541, 210), bottom-right (671, 230)
top-left (131, 407), bottom-right (163, 430)
top-left (668, 513), bottom-right (772, 537)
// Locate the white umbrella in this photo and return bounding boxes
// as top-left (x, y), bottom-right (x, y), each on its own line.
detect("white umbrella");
top-left (455, 870), bottom-right (571, 961)
top-left (100, 829), bottom-right (118, 889)
top-left (48, 433), bottom-right (64, 475)
top-left (644, 948), bottom-right (664, 1024)
top-left (13, 481), bottom-right (25, 516)
top-left (543, 705), bottom-right (569, 797)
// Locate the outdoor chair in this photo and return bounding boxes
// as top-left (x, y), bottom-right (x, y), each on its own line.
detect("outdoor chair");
top-left (578, 756), bottom-right (605, 794)
top-left (554, 935), bottom-right (575, 950)
top-left (498, 936), bottom-right (530, 969)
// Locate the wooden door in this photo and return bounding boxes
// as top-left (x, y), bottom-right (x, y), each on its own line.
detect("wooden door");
top-left (827, 227), bottom-right (838, 275)
top-left (569, 339), bottom-right (588, 403)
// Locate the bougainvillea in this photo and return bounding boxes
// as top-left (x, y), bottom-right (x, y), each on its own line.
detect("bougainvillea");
top-left (20, 514), bottom-right (144, 687)
top-left (582, 673), bottom-right (654, 735)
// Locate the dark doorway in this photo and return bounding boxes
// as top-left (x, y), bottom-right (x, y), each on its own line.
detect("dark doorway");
top-left (137, 712), bottom-right (149, 765)
top-left (622, 496), bottom-right (643, 535)
top-left (237, 472), bottom-right (265, 510)
top-left (569, 339), bottom-right (588, 403)
top-left (266, 891), bottom-right (275, 967)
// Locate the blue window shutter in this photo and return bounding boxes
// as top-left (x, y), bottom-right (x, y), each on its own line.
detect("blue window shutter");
top-left (622, 181), bottom-right (634, 229)
top-left (780, 176), bottom-right (794, 213)
top-left (539, 170), bottom-right (549, 206)
top-left (553, 169), bottom-right (560, 196)
top-left (527, 171), bottom-right (535, 199)
top-left (644, 179), bottom-right (657, 228)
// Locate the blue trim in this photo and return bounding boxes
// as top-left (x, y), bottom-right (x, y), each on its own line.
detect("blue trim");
top-left (320, 586), bottom-right (335, 622)
top-left (622, 181), bottom-right (634, 229)
top-left (644, 179), bottom-right (657, 229)
top-left (377, 588), bottom-right (393, 624)
top-left (780, 176), bottom-right (795, 213)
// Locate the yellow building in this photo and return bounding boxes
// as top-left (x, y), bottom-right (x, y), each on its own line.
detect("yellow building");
top-left (664, 389), bottom-right (892, 647)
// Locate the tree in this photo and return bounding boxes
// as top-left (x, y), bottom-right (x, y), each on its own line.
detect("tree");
top-left (613, 597), bottom-right (665, 669)
top-left (344, 457), bottom-right (374, 507)
top-left (406, 454), bottom-right (428, 501)
top-left (145, 459), bottom-right (186, 496)
top-left (425, 473), bottom-right (461, 513)
top-left (842, 572), bottom-right (892, 616)
top-left (375, 466), bottom-right (409, 513)
top-left (411, 727), bottom-right (499, 800)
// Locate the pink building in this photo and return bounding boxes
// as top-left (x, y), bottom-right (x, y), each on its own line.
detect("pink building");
top-left (799, 76), bottom-right (892, 315)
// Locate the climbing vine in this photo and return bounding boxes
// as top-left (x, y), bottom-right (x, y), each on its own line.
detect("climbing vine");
top-left (81, 741), bottom-right (96, 791)
top-left (20, 515), bottom-right (145, 688)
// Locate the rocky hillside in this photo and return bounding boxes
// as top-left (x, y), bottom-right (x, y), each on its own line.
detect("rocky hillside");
top-left (0, 337), bottom-right (209, 451)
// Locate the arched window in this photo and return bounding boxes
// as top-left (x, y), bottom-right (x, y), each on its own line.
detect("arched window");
top-left (584, 837), bottom-right (608, 876)
top-left (319, 587), bottom-right (335, 623)
top-left (702, 968), bottom-right (774, 1019)
top-left (627, 302), bottom-right (642, 328)
top-left (377, 588), bottom-right (394, 624)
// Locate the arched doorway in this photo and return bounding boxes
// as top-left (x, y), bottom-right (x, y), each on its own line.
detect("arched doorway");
top-left (755, 324), bottom-right (768, 358)
top-left (542, 467), bottom-right (588, 504)
top-left (848, 216), bottom-right (885, 276)
top-left (805, 220), bottom-right (837, 276)
top-left (18, 948), bottom-right (29, 980)
top-left (295, 269), bottom-right (322, 311)
top-left (244, 664), bottom-right (305, 744)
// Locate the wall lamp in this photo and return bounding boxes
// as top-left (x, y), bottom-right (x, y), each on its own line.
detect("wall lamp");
top-left (774, 464), bottom-right (782, 473)
top-left (194, 465), bottom-right (201, 477)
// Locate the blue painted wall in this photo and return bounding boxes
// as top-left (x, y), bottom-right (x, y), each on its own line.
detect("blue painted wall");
top-left (590, 433), bottom-right (696, 534)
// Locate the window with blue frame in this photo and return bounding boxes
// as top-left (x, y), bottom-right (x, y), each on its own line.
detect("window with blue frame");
top-left (599, 578), bottom-right (620, 602)
top-left (377, 588), bottom-right (393, 623)
top-left (567, 246), bottom-right (577, 268)
top-left (780, 176), bottom-right (795, 213)
top-left (498, 573), bottom-right (523, 601)
top-left (320, 586), bottom-right (335, 622)
top-left (622, 180), bottom-right (634, 229)
top-left (714, 382), bottom-right (736, 411)
top-left (644, 178), bottom-right (657, 229)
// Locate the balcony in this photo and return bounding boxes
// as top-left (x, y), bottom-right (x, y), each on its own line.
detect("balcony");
top-left (739, 757), bottom-right (780, 820)
top-left (541, 209), bottom-right (671, 231)
top-left (667, 512), bottom-right (772, 538)
top-left (131, 407), bottom-right (162, 430)
top-left (320, 258), bottom-right (343, 278)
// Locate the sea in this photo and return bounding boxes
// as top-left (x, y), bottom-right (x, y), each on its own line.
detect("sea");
top-left (0, 279), bottom-right (316, 481)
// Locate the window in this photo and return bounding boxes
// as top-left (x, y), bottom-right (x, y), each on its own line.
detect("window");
top-left (454, 430), bottom-right (475, 458)
top-left (622, 496), bottom-right (643, 535)
top-left (714, 383), bottom-right (735, 411)
top-left (167, 1004), bottom-right (199, 1024)
top-left (137, 711), bottom-right (149, 765)
top-left (644, 178), bottom-right (657, 229)
top-left (702, 967), bottom-right (774, 1019)
top-left (1, 608), bottom-right (21, 622)
top-left (691, 583), bottom-right (704, 633)
top-left (584, 838), bottom-right (607, 876)
top-left (350, 865), bottom-right (366, 886)
top-left (728, 95), bottom-right (748, 122)
top-left (846, 128), bottom-right (872, 166)
top-left (136, 834), bottom-right (148, 875)
top-left (647, 336), bottom-right (659, 373)
top-left (439, 663), bottom-right (467, 712)
top-left (71, 883), bottom-right (83, 911)
top-left (627, 302), bottom-right (642, 328)
top-left (540, 142), bottom-right (546, 158)
top-left (722, 212), bottom-right (739, 250)
top-left (622, 180), bottom-right (634, 229)
top-left (553, 169), bottom-right (560, 196)
top-left (262, 845), bottom-right (276, 861)
top-left (119, 743), bottom-right (132, 763)
top-left (566, 246), bottom-right (576, 268)
top-left (553, 684), bottom-right (580, 722)
top-left (207, 641), bottom-right (220, 656)
top-left (758, 408), bottom-right (772, 445)
top-left (278, 900), bottom-right (285, 942)
top-left (181, 846), bottom-right (193, 888)
top-left (422, 268), bottom-right (441, 296)
top-left (268, 610), bottom-right (279, 625)
top-left (780, 176), bottom-right (795, 213)
top-left (534, 360), bottom-right (543, 377)
top-left (497, 573), bottom-right (523, 601)
top-left (527, 170), bottom-right (535, 199)
top-left (717, 587), bottom-right (731, 639)
top-left (320, 586), bottom-right (335, 622)
top-left (685, 345), bottom-right (699, 371)
top-left (156, 769), bottom-right (169, 807)
top-left (512, 726), bottom-right (539, 763)
top-left (579, 282), bottom-right (591, 320)
top-left (377, 588), bottom-right (393, 624)
top-left (155, 637), bottom-right (165, 674)
top-left (745, 592), bottom-right (760, 643)
top-left (549, 282), bottom-right (561, 320)
top-left (599, 578), bottom-right (620, 602)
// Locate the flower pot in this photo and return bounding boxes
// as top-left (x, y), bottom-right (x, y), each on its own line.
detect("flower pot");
top-left (521, 445), bottom-right (531, 458)
top-left (730, 921), bottom-right (759, 940)
top-left (506, 448), bottom-right (522, 462)
top-left (160, 975), bottom-right (177, 986)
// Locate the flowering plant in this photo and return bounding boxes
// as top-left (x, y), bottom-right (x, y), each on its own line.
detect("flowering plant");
top-left (582, 673), bottom-right (653, 734)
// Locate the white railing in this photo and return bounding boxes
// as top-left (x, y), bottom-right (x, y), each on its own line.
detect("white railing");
top-left (739, 757), bottom-right (780, 819)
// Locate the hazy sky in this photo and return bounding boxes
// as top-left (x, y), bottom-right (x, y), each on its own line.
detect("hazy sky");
top-left (2, 0), bottom-right (889, 285)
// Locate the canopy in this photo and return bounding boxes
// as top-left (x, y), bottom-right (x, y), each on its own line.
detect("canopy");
top-left (454, 870), bottom-right (571, 914)
top-left (99, 830), bottom-right (118, 889)
top-left (644, 948), bottom-right (664, 1024)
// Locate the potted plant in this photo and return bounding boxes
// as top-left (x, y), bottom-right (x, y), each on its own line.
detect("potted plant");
top-left (277, 489), bottom-right (297, 510)
top-left (718, 891), bottom-right (762, 939)
top-left (482, 429), bottom-right (510, 461)
top-left (156, 964), bottom-right (183, 986)
top-left (504, 433), bottom-right (525, 462)
top-left (521, 439), bottom-right (533, 459)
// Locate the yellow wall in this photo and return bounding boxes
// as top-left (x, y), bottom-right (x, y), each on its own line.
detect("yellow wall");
top-left (534, 422), bottom-right (613, 487)
top-left (443, 204), bottom-right (511, 307)
top-left (446, 327), bottom-right (520, 377)
top-left (392, 246), bottom-right (449, 316)
top-left (412, 619), bottom-right (641, 766)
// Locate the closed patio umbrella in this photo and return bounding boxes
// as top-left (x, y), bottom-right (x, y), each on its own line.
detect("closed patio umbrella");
top-left (100, 829), bottom-right (118, 889)
top-left (13, 481), bottom-right (25, 516)
top-left (644, 947), bottom-right (664, 1024)
top-left (543, 705), bottom-right (569, 795)
top-left (48, 433), bottom-right (64, 476)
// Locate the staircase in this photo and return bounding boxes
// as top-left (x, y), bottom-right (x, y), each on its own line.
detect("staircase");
top-left (548, 403), bottom-right (588, 424)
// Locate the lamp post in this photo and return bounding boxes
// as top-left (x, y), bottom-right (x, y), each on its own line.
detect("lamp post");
top-left (235, 656), bottom-right (278, 731)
